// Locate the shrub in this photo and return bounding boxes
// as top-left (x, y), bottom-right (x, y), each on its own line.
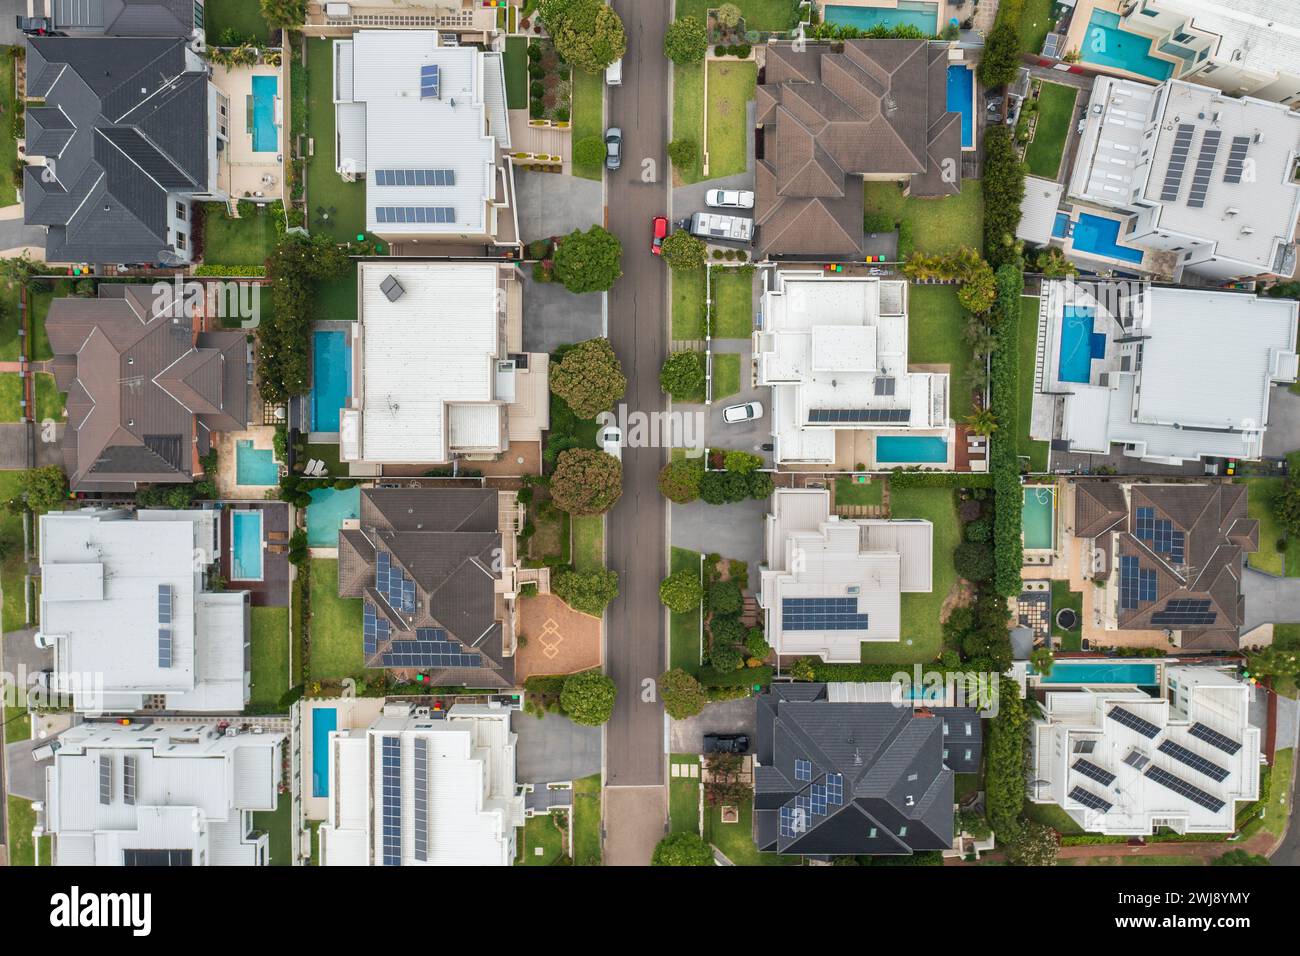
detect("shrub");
top-left (553, 225), bottom-right (623, 293)
top-left (551, 0), bottom-right (627, 73)
top-left (699, 469), bottom-right (748, 504)
top-left (552, 568), bottom-right (620, 616)
top-left (707, 579), bottom-right (743, 616)
top-left (573, 135), bottom-right (607, 169)
top-left (660, 668), bottom-right (708, 719)
top-left (709, 645), bottom-right (744, 672)
top-left (660, 230), bottom-right (707, 272)
top-left (745, 627), bottom-right (772, 660)
top-left (652, 832), bottom-right (712, 866)
top-left (990, 265), bottom-right (1026, 596)
top-left (550, 448), bottom-right (623, 515)
top-left (560, 670), bottom-right (617, 725)
top-left (550, 337), bottom-right (627, 418)
top-left (985, 679), bottom-right (1027, 838)
top-left (982, 126), bottom-right (1027, 269)
top-left (659, 567), bottom-right (703, 613)
top-left (668, 137), bottom-right (698, 168)
top-left (658, 455), bottom-right (705, 503)
top-left (953, 541), bottom-right (995, 581)
top-left (708, 615), bottom-right (746, 648)
top-left (723, 450), bottom-right (762, 474)
top-left (746, 471), bottom-right (774, 500)
top-left (664, 15), bottom-right (708, 63)
top-left (963, 515), bottom-right (993, 543)
top-left (660, 350), bottom-right (706, 401)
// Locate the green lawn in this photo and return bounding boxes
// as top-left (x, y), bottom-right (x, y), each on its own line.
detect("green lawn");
top-left (504, 36), bottom-right (528, 110)
top-left (705, 61), bottom-right (756, 180)
top-left (4, 704), bottom-right (30, 744)
top-left (516, 813), bottom-right (567, 865)
top-left (0, 51), bottom-right (19, 207)
top-left (704, 796), bottom-right (799, 865)
top-left (711, 267), bottom-right (753, 338)
top-left (571, 515), bottom-right (604, 572)
top-left (253, 798), bottom-right (293, 865)
top-left (0, 282), bottom-right (22, 361)
top-left (712, 353), bottom-right (741, 400)
top-left (0, 374), bottom-right (22, 422)
top-left (572, 773), bottom-right (602, 865)
top-left (1019, 0), bottom-right (1058, 56)
top-left (0, 373), bottom-right (64, 423)
top-left (1017, 296), bottom-right (1050, 472)
top-left (672, 61), bottom-right (706, 185)
top-left (1050, 579), bottom-right (1083, 651)
top-left (6, 796), bottom-right (41, 865)
top-left (669, 547), bottom-right (703, 673)
top-left (26, 279), bottom-right (74, 362)
top-left (874, 485), bottom-right (959, 664)
top-left (250, 606), bottom-right (291, 710)
top-left (670, 754), bottom-right (701, 834)
top-left (672, 267), bottom-right (706, 340)
top-left (1023, 799), bottom-right (1086, 835)
top-left (202, 203), bottom-right (278, 268)
top-left (1067, 855), bottom-right (1205, 867)
top-left (907, 284), bottom-right (975, 418)
top-left (835, 475), bottom-right (883, 506)
top-left (305, 38), bottom-right (368, 243)
top-left (204, 0), bottom-right (271, 43)
top-left (571, 68), bottom-right (605, 182)
top-left (308, 559), bottom-right (365, 680)
top-left (1239, 477), bottom-right (1290, 576)
top-left (955, 772), bottom-right (983, 803)
top-left (1275, 625), bottom-right (1300, 698)
top-left (303, 442), bottom-right (344, 477)
top-left (1024, 83), bottom-right (1077, 180)
top-left (675, 0), bottom-right (802, 31)
top-left (863, 180), bottom-right (983, 257)
top-left (314, 272), bottom-right (358, 323)
top-left (0, 471), bottom-right (29, 633)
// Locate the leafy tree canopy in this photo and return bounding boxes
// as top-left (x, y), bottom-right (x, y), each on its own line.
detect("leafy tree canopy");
top-left (550, 448), bottom-right (623, 516)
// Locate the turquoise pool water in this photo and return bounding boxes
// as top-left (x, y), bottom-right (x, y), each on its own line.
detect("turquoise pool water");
top-left (251, 74), bottom-right (279, 152)
top-left (1053, 212), bottom-right (1071, 239)
top-left (876, 435), bottom-right (948, 463)
top-left (1022, 487), bottom-right (1054, 550)
top-left (1071, 212), bottom-right (1145, 264)
top-left (946, 65), bottom-right (974, 149)
top-left (231, 510), bottom-right (264, 581)
top-left (1058, 305), bottom-right (1106, 384)
top-left (1080, 10), bottom-right (1173, 82)
top-left (1036, 661), bottom-right (1159, 685)
top-left (823, 1), bottom-right (940, 35)
top-left (235, 439), bottom-right (279, 485)
top-left (311, 707), bottom-right (338, 797)
top-left (306, 486), bottom-right (361, 547)
top-left (311, 331), bottom-right (352, 433)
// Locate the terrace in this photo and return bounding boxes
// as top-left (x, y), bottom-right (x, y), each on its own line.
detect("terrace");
top-left (211, 62), bottom-right (286, 203)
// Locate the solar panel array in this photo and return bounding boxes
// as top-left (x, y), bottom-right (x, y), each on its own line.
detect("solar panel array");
top-left (374, 169), bottom-right (456, 187)
top-left (99, 754), bottom-right (112, 806)
top-left (779, 805), bottom-right (807, 838)
top-left (781, 597), bottom-right (869, 632)
top-left (1135, 508), bottom-right (1186, 563)
top-left (1107, 705), bottom-right (1161, 739)
top-left (1119, 555), bottom-right (1157, 610)
top-left (376, 552), bottom-right (416, 613)
top-left (1144, 764), bottom-right (1226, 812)
top-left (158, 628), bottom-right (172, 668)
top-left (1223, 136), bottom-right (1250, 184)
top-left (807, 408), bottom-right (910, 424)
top-left (363, 603), bottom-right (391, 657)
top-left (420, 63), bottom-right (440, 99)
top-left (380, 639), bottom-right (482, 670)
top-left (123, 753), bottom-right (137, 806)
top-left (1150, 599), bottom-right (1217, 628)
top-left (1159, 124), bottom-right (1196, 201)
top-left (1189, 722), bottom-right (1241, 755)
top-left (158, 583), bottom-right (172, 624)
top-left (794, 758), bottom-right (812, 782)
top-left (412, 737), bottom-right (429, 863)
top-left (381, 737), bottom-right (402, 866)
top-left (1068, 785), bottom-right (1113, 813)
top-left (1186, 128), bottom-right (1222, 208)
top-left (810, 783), bottom-right (828, 816)
top-left (1158, 739), bottom-right (1230, 782)
top-left (826, 773), bottom-right (844, 805)
top-left (375, 206), bottom-right (458, 224)
top-left (1072, 757), bottom-right (1116, 787)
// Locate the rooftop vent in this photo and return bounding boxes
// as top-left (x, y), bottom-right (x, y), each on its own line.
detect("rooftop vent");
top-left (380, 275), bottom-right (404, 302)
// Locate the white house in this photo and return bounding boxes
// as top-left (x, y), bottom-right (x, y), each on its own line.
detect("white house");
top-left (1030, 666), bottom-right (1261, 835)
top-left (318, 701), bottom-right (525, 866)
top-left (43, 720), bottom-right (284, 866)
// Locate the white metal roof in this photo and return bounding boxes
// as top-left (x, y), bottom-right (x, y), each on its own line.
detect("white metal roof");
top-left (1017, 175), bottom-right (1065, 245)
top-left (1155, 0), bottom-right (1300, 78)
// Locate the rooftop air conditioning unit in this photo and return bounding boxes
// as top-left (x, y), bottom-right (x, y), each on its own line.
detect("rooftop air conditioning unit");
top-left (325, 2), bottom-right (351, 18)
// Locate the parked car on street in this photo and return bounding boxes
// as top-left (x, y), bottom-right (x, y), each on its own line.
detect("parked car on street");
top-left (652, 215), bottom-right (668, 255)
top-left (722, 402), bottom-right (763, 424)
top-left (605, 127), bottom-right (622, 170)
top-left (705, 188), bottom-right (755, 209)
top-left (703, 733), bottom-right (750, 754)
top-left (598, 423), bottom-right (623, 462)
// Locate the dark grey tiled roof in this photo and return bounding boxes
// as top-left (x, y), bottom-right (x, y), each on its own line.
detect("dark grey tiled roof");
top-left (53, 0), bottom-right (199, 39)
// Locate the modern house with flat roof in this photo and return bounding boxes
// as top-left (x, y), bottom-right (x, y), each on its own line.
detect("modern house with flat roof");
top-left (22, 35), bottom-right (227, 264)
top-left (1028, 279), bottom-right (1298, 464)
top-left (754, 682), bottom-right (981, 857)
top-left (42, 719), bottom-right (284, 866)
top-left (39, 508), bottom-right (250, 714)
top-left (754, 271), bottom-right (951, 468)
top-left (758, 488), bottom-right (932, 663)
top-left (1073, 481), bottom-right (1257, 651)
top-left (339, 261), bottom-right (546, 471)
top-left (1030, 666), bottom-right (1260, 835)
top-left (319, 701), bottom-right (525, 866)
top-left (1068, 77), bottom-right (1300, 281)
top-left (332, 30), bottom-right (519, 252)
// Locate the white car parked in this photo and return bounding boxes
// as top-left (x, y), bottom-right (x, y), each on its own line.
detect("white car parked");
top-left (705, 188), bottom-right (755, 209)
top-left (722, 402), bottom-right (763, 424)
top-left (598, 424), bottom-right (623, 462)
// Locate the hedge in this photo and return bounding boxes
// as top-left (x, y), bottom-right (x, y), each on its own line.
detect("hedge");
top-left (697, 664), bottom-right (772, 688)
top-left (985, 678), bottom-right (1028, 839)
top-left (194, 264), bottom-right (267, 276)
top-left (990, 263), bottom-right (1025, 598)
top-left (888, 469), bottom-right (994, 489)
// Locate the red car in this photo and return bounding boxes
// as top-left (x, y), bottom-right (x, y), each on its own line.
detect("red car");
top-left (652, 216), bottom-right (669, 255)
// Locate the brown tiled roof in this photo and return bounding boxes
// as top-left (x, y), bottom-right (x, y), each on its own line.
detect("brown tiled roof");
top-left (1074, 481), bottom-right (1128, 538)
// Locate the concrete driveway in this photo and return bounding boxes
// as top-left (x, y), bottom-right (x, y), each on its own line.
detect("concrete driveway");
top-left (3, 629), bottom-right (50, 689)
top-left (670, 101), bottom-right (756, 216)
top-left (519, 269), bottom-right (605, 353)
top-left (515, 172), bottom-right (604, 246)
top-left (670, 496), bottom-right (766, 576)
top-left (1242, 567), bottom-right (1300, 632)
top-left (1264, 385), bottom-right (1300, 458)
top-left (512, 711), bottom-right (602, 784)
top-left (669, 697), bottom-right (757, 754)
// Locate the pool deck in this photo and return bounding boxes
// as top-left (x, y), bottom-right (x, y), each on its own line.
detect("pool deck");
top-left (215, 425), bottom-right (283, 499)
top-left (211, 62), bottom-right (285, 202)
top-left (1062, 0), bottom-right (1184, 86)
top-left (820, 0), bottom-right (969, 32)
top-left (298, 697), bottom-right (388, 823)
top-left (218, 502), bottom-right (291, 607)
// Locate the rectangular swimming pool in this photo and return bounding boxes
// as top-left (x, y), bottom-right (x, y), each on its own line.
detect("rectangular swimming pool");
top-left (1052, 212), bottom-right (1071, 239)
top-left (231, 510), bottom-right (264, 581)
top-left (946, 65), bottom-right (974, 149)
top-left (306, 485), bottom-right (361, 547)
top-left (310, 330), bottom-right (352, 433)
top-left (251, 74), bottom-right (279, 153)
top-left (1071, 212), bottom-right (1145, 264)
top-left (1036, 661), bottom-right (1159, 685)
top-left (1079, 10), bottom-right (1173, 82)
top-left (876, 435), bottom-right (948, 464)
top-left (311, 707), bottom-right (338, 798)
top-left (235, 439), bottom-right (279, 486)
top-left (823, 1), bottom-right (939, 35)
top-left (1057, 305), bottom-right (1106, 384)
top-left (1022, 486), bottom-right (1054, 550)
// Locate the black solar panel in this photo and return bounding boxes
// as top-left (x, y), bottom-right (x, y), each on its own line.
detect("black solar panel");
top-left (362, 603), bottom-right (390, 657)
top-left (1068, 785), bottom-right (1113, 813)
top-left (1119, 556), bottom-right (1157, 610)
top-left (1158, 739), bottom-right (1230, 782)
top-left (1144, 764), bottom-right (1226, 812)
top-left (794, 758), bottom-right (812, 782)
top-left (412, 736), bottom-right (429, 863)
top-left (781, 597), bottom-right (869, 632)
top-left (381, 640), bottom-right (482, 669)
top-left (375, 552), bottom-right (416, 613)
top-left (375, 206), bottom-right (457, 224)
top-left (1223, 136), bottom-right (1250, 184)
top-left (1135, 506), bottom-right (1154, 541)
top-left (420, 63), bottom-right (440, 99)
top-left (98, 754), bottom-right (112, 806)
top-left (381, 737), bottom-right (402, 865)
top-left (123, 849), bottom-right (192, 866)
top-left (1072, 757), bottom-right (1116, 787)
top-left (1186, 128), bottom-right (1221, 208)
top-left (826, 772), bottom-right (843, 805)
top-left (1189, 722), bottom-right (1241, 755)
top-left (374, 169), bottom-right (456, 186)
top-left (806, 407), bottom-right (910, 424)
top-left (122, 753), bottom-right (137, 806)
top-left (158, 627), bottom-right (172, 668)
top-left (1150, 598), bottom-right (1217, 627)
top-left (1159, 124), bottom-right (1196, 202)
top-left (158, 583), bottom-right (172, 625)
top-left (1107, 706), bottom-right (1161, 739)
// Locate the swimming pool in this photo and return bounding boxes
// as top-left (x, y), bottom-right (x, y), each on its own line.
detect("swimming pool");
top-left (946, 65), bottom-right (974, 149)
top-left (306, 485), bottom-right (361, 547)
top-left (230, 510), bottom-right (264, 581)
top-left (311, 707), bottom-right (338, 798)
top-left (823, 1), bottom-right (939, 35)
top-left (1071, 212), bottom-right (1145, 264)
top-left (1035, 661), bottom-right (1159, 685)
top-left (1058, 305), bottom-right (1106, 384)
top-left (310, 331), bottom-right (352, 433)
top-left (1079, 10), bottom-right (1173, 82)
top-left (235, 438), bottom-right (279, 485)
top-left (876, 435), bottom-right (948, 464)
top-left (1022, 486), bottom-right (1054, 550)
top-left (1052, 212), bottom-right (1071, 239)
top-left (251, 74), bottom-right (279, 153)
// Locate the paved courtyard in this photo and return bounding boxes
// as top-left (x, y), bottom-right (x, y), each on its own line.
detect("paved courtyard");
top-left (515, 172), bottom-right (604, 246)
top-left (519, 269), bottom-right (605, 353)
top-left (515, 593), bottom-right (602, 682)
top-left (513, 712), bottom-right (602, 785)
top-left (669, 697), bottom-right (757, 754)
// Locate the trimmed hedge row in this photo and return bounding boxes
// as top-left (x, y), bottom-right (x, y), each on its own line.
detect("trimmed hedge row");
top-left (985, 677), bottom-right (1028, 839)
top-left (990, 263), bottom-right (1025, 598)
top-left (888, 469), bottom-right (995, 489)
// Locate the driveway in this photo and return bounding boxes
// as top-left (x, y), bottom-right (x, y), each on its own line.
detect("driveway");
top-left (519, 269), bottom-right (605, 353)
top-left (514, 171), bottom-right (604, 246)
top-left (0, 216), bottom-right (44, 256)
top-left (0, 0), bottom-right (22, 47)
top-left (1242, 567), bottom-right (1300, 632)
top-left (669, 697), bottom-right (757, 754)
top-left (512, 712), bottom-right (602, 784)
top-left (670, 102), bottom-right (756, 218)
top-left (3, 629), bottom-right (50, 689)
top-left (1264, 385), bottom-right (1300, 458)
top-left (670, 496), bottom-right (766, 577)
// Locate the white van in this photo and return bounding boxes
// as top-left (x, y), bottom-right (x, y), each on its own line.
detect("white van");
top-left (605, 57), bottom-right (623, 86)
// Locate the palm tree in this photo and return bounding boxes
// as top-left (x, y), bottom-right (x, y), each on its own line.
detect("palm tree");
top-left (965, 408), bottom-right (999, 436)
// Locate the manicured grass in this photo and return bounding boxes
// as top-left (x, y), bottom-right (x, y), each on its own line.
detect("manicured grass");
top-left (204, 0), bottom-right (271, 43)
top-left (863, 179), bottom-right (983, 257)
top-left (504, 37), bottom-right (529, 110)
top-left (308, 559), bottom-right (365, 680)
top-left (0, 471), bottom-right (29, 633)
top-left (4, 704), bottom-right (30, 744)
top-left (1024, 83), bottom-right (1077, 180)
top-left (669, 547), bottom-right (703, 673)
top-left (869, 485), bottom-right (959, 664)
top-left (0, 372), bottom-right (65, 424)
top-left (704, 795), bottom-right (799, 865)
top-left (672, 267), bottom-right (707, 340)
top-left (1067, 855), bottom-right (1205, 867)
top-left (572, 773), bottom-right (602, 865)
top-left (571, 515), bottom-right (604, 572)
top-left (314, 272), bottom-right (358, 323)
top-left (516, 813), bottom-right (566, 865)
top-left (303, 442), bottom-right (344, 477)
top-left (6, 796), bottom-right (38, 865)
top-left (27, 279), bottom-right (74, 362)
top-left (250, 606), bottom-right (291, 710)
top-left (0, 282), bottom-right (21, 361)
top-left (907, 284), bottom-right (975, 418)
top-left (1017, 296), bottom-right (1050, 472)
top-left (835, 475), bottom-right (883, 506)
top-left (955, 772), bottom-right (983, 803)
top-left (0, 51), bottom-right (19, 207)
top-left (710, 267), bottom-right (753, 338)
top-left (1274, 625), bottom-right (1300, 698)
top-left (1050, 579), bottom-right (1083, 651)
top-left (253, 797), bottom-right (293, 866)
top-left (1019, 0), bottom-right (1058, 56)
top-left (712, 353), bottom-right (741, 400)
top-left (202, 203), bottom-right (278, 267)
top-left (305, 38), bottom-right (368, 243)
top-left (0, 374), bottom-right (21, 422)
top-left (669, 754), bottom-right (701, 834)
top-left (1023, 799), bottom-right (1085, 835)
top-left (672, 61), bottom-right (706, 185)
top-left (1249, 748), bottom-right (1293, 840)
top-left (675, 0), bottom-right (802, 31)
top-left (1239, 477), bottom-right (1289, 576)
top-left (705, 61), bottom-right (756, 180)
top-left (571, 68), bottom-right (605, 182)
